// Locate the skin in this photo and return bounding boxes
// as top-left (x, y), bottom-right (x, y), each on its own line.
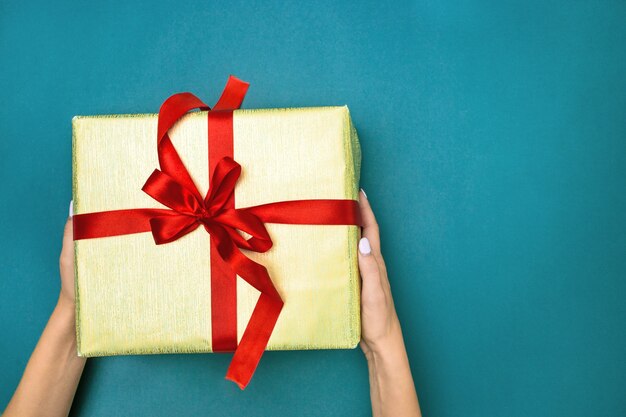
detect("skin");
top-left (3, 192), bottom-right (421, 416)
top-left (358, 190), bottom-right (422, 417)
top-left (2, 216), bottom-right (86, 417)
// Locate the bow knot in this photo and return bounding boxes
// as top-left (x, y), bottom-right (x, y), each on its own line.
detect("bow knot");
top-left (141, 156), bottom-right (273, 255)
top-left (196, 206), bottom-right (212, 221)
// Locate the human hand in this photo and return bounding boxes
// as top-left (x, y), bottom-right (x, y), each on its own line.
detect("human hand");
top-left (357, 190), bottom-right (421, 417)
top-left (357, 190), bottom-right (403, 359)
top-left (2, 203), bottom-right (87, 417)
top-left (58, 200), bottom-right (75, 310)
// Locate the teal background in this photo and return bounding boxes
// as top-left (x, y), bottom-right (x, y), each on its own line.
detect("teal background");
top-left (1, 1), bottom-right (625, 416)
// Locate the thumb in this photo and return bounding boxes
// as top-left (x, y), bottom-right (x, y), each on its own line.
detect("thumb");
top-left (61, 200), bottom-right (74, 258)
top-left (358, 237), bottom-right (382, 288)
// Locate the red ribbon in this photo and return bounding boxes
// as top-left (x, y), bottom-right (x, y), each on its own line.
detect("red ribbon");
top-left (73, 75), bottom-right (362, 389)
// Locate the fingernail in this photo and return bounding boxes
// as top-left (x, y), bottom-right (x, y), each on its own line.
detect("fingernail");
top-left (358, 237), bottom-right (371, 255)
top-left (69, 199), bottom-right (74, 218)
top-left (360, 188), bottom-right (367, 199)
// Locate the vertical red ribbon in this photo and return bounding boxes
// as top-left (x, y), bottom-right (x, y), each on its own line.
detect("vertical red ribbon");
top-left (208, 78), bottom-right (249, 352)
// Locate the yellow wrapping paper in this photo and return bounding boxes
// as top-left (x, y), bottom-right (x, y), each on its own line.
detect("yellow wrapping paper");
top-left (72, 106), bottom-right (362, 356)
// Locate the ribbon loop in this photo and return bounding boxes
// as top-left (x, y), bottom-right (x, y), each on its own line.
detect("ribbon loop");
top-left (205, 156), bottom-right (242, 215)
top-left (149, 214), bottom-right (201, 245)
top-left (142, 169), bottom-right (204, 216)
top-left (141, 152), bottom-right (271, 257)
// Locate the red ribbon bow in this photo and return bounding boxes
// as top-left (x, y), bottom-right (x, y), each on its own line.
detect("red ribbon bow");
top-left (73, 76), bottom-right (361, 389)
top-left (143, 156), bottom-right (272, 253)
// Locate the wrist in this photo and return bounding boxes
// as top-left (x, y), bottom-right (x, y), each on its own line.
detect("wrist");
top-left (364, 321), bottom-right (421, 417)
top-left (365, 322), bottom-right (407, 364)
top-left (52, 295), bottom-right (77, 335)
top-left (55, 295), bottom-right (75, 315)
top-left (49, 296), bottom-right (84, 362)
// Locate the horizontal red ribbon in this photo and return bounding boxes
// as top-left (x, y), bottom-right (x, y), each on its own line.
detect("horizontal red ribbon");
top-left (73, 75), bottom-right (362, 389)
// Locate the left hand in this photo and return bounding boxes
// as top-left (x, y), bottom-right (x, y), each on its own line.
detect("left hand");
top-left (357, 190), bottom-right (403, 359)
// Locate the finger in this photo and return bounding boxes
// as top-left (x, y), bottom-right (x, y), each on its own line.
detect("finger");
top-left (358, 237), bottom-right (382, 288)
top-left (61, 201), bottom-right (74, 258)
top-left (63, 217), bottom-right (73, 240)
top-left (64, 200), bottom-right (74, 239)
top-left (358, 191), bottom-right (393, 295)
top-left (358, 190), bottom-right (380, 254)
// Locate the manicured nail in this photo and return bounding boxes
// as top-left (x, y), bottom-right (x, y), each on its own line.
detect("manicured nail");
top-left (360, 188), bottom-right (367, 199)
top-left (69, 200), bottom-right (74, 218)
top-left (358, 237), bottom-right (371, 255)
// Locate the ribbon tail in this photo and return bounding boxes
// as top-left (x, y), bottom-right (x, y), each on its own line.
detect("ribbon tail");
top-left (225, 292), bottom-right (283, 389)
top-left (223, 248), bottom-right (284, 389)
top-left (207, 224), bottom-right (284, 389)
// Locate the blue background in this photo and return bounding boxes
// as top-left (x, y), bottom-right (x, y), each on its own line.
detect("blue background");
top-left (1, 1), bottom-right (625, 416)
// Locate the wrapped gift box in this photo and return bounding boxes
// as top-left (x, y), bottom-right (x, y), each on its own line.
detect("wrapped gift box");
top-left (71, 78), bottom-right (362, 387)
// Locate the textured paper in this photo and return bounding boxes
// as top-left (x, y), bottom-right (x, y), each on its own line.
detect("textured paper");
top-left (72, 106), bottom-right (361, 356)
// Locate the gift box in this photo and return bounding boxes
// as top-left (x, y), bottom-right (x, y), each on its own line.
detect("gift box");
top-left (71, 76), bottom-right (362, 388)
